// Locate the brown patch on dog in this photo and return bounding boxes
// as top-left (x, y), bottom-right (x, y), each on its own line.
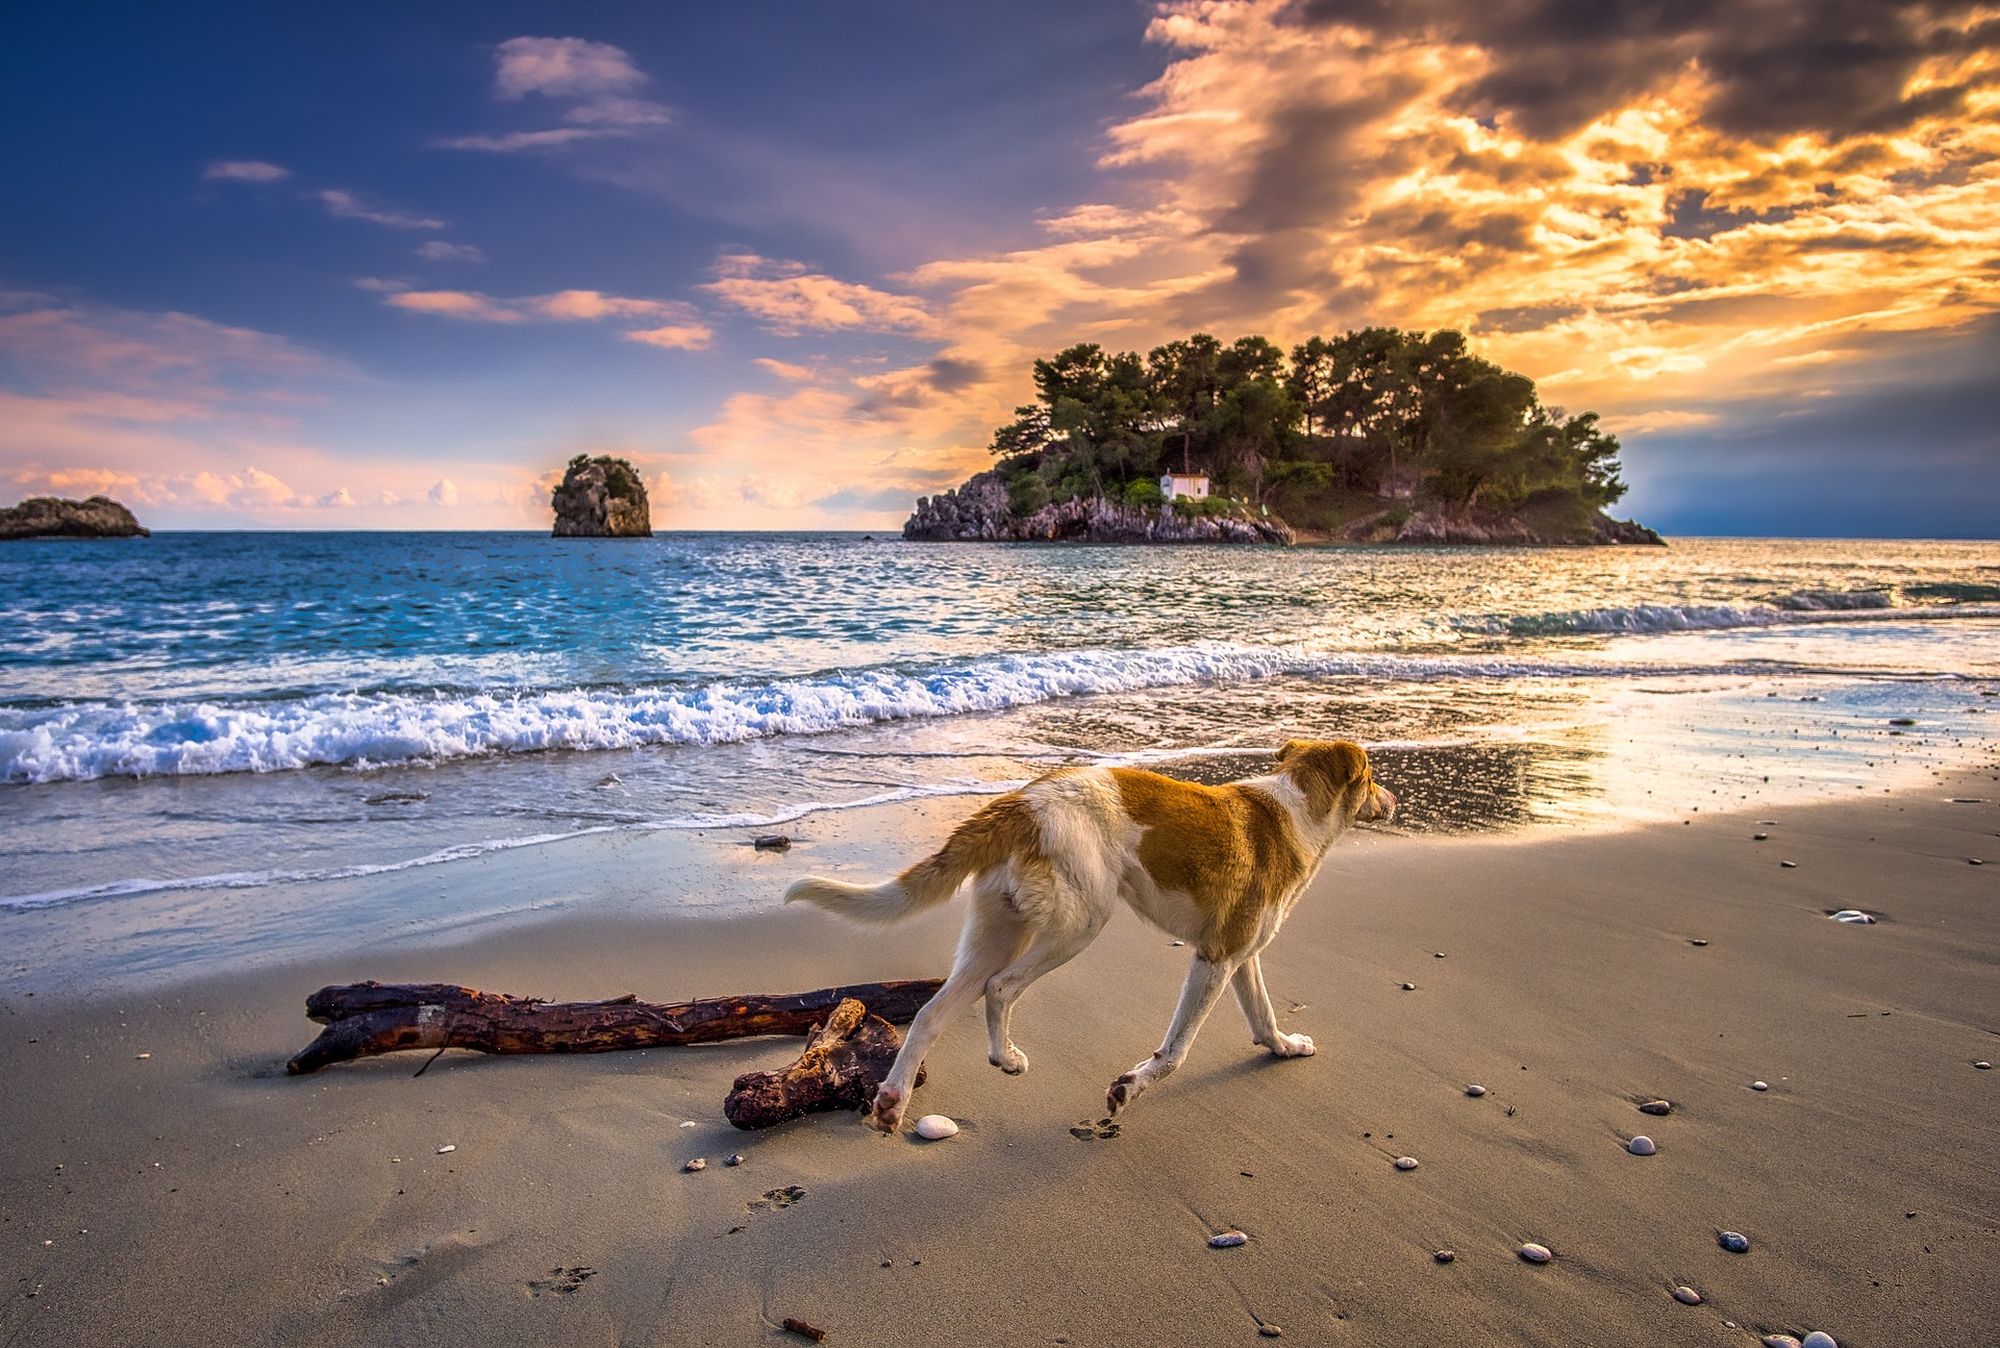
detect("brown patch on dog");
top-left (1277, 739), bottom-right (1371, 820)
top-left (895, 794), bottom-right (1044, 903)
top-left (1112, 768), bottom-right (1307, 961)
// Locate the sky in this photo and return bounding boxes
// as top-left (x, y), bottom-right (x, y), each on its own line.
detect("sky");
top-left (2, 0), bottom-right (1996, 535)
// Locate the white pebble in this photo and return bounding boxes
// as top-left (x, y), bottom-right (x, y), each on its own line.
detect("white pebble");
top-left (1752, 1080), bottom-right (1770, 1091)
top-left (1801, 1333), bottom-right (1838, 1348)
top-left (913, 1114), bottom-right (959, 1140)
top-left (1627, 1135), bottom-right (1657, 1156)
top-left (1518, 1242), bottom-right (1552, 1263)
top-left (1209, 1230), bottom-right (1248, 1248)
top-left (1975, 1061), bottom-right (1992, 1070)
top-left (1719, 1230), bottom-right (1750, 1253)
top-left (1638, 1099), bottom-right (1672, 1115)
top-left (134, 1052), bottom-right (151, 1060)
top-left (1465, 1084), bottom-right (1487, 1097)
top-left (1393, 1156), bottom-right (1419, 1170)
top-left (435, 1144), bottom-right (456, 1154)
top-left (1761, 1337), bottom-right (1803, 1348)
top-left (1829, 910), bottom-right (1875, 924)
top-left (678, 1120), bottom-right (698, 1129)
top-left (682, 1158), bottom-right (706, 1172)
top-left (1672, 1286), bottom-right (1701, 1305)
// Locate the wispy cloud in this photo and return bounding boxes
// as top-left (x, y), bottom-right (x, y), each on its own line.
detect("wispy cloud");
top-left (700, 252), bottom-right (936, 337)
top-left (414, 241), bottom-right (485, 263)
top-left (202, 159), bottom-right (289, 183)
top-left (379, 286), bottom-right (713, 349)
top-left (435, 36), bottom-right (672, 154)
top-left (316, 188), bottom-right (446, 230)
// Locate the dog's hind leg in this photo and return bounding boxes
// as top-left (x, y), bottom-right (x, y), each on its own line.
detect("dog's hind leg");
top-left (868, 884), bottom-right (1027, 1133)
top-left (1107, 953), bottom-right (1238, 1116)
top-left (1231, 954), bottom-right (1315, 1057)
top-left (982, 905), bottom-right (1107, 1075)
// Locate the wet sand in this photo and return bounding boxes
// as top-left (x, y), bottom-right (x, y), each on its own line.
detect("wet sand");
top-left (3, 774), bottom-right (1996, 1346)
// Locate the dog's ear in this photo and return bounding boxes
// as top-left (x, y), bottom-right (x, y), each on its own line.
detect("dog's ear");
top-left (1276, 739), bottom-right (1307, 764)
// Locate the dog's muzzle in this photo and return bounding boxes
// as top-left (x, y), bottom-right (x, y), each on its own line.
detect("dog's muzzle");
top-left (1361, 785), bottom-right (1397, 822)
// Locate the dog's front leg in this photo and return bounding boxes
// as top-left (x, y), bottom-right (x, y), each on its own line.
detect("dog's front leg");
top-left (1107, 954), bottom-right (1237, 1115)
top-left (1233, 954), bottom-right (1315, 1057)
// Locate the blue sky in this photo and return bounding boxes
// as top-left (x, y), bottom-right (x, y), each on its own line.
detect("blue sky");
top-left (3, 1), bottom-right (1995, 533)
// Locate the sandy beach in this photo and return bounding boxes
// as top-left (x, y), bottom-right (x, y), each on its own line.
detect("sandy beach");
top-left (4, 768), bottom-right (1996, 1347)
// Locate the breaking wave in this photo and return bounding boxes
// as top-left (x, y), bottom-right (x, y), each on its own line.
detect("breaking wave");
top-left (1473, 590), bottom-right (1994, 636)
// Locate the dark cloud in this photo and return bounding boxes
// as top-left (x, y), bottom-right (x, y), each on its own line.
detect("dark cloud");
top-left (926, 357), bottom-right (984, 392)
top-left (1475, 302), bottom-right (1584, 334)
top-left (1294, 0), bottom-right (1993, 142)
top-left (1662, 189), bottom-right (1797, 240)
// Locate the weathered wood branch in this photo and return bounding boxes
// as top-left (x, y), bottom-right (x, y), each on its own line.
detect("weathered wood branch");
top-left (286, 978), bottom-right (942, 1076)
top-left (723, 998), bottom-right (920, 1130)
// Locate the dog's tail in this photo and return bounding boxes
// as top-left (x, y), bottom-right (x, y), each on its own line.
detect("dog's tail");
top-left (784, 794), bottom-right (1040, 925)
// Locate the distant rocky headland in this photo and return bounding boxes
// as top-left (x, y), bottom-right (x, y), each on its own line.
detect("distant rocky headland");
top-left (903, 326), bottom-right (1662, 546)
top-left (1, 495), bottom-right (150, 540)
top-left (551, 455), bottom-right (652, 537)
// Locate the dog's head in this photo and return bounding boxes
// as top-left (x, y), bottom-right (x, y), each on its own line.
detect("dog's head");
top-left (1276, 739), bottom-right (1396, 824)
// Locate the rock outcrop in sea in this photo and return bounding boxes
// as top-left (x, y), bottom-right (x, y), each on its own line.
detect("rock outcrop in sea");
top-left (903, 472), bottom-right (1293, 545)
top-left (551, 455), bottom-right (652, 537)
top-left (1343, 507), bottom-right (1664, 546)
top-left (0, 495), bottom-right (149, 540)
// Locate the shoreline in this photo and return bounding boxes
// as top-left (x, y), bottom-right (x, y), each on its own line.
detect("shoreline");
top-left (4, 774), bottom-right (1995, 1345)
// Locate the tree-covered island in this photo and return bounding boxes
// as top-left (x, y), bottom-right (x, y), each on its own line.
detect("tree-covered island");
top-left (904, 328), bottom-right (1662, 545)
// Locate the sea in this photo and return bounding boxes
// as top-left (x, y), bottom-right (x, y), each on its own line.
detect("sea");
top-left (3, 533), bottom-right (1997, 965)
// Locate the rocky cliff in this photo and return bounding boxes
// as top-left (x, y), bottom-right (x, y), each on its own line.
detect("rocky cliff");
top-left (904, 472), bottom-right (1293, 544)
top-left (1334, 505), bottom-right (1664, 546)
top-left (551, 455), bottom-right (652, 537)
top-left (0, 495), bottom-right (149, 540)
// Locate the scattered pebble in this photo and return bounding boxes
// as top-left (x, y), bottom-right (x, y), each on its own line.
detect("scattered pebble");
top-left (914, 1114), bottom-right (959, 1141)
top-left (1518, 1243), bottom-right (1553, 1264)
top-left (1753, 832), bottom-right (1769, 841)
top-left (1888, 718), bottom-right (1917, 727)
top-left (1718, 1230), bottom-right (1751, 1253)
top-left (1432, 1249), bottom-right (1455, 1264)
top-left (753, 834), bottom-right (792, 851)
top-left (1433, 952), bottom-right (1446, 958)
top-left (1762, 1337), bottom-right (1804, 1348)
top-left (781, 1317), bottom-right (828, 1343)
top-left (1638, 1099), bottom-right (1672, 1116)
top-left (1970, 858), bottom-right (1985, 866)
top-left (683, 1158), bottom-right (707, 1172)
top-left (1627, 1135), bottom-right (1658, 1156)
top-left (1752, 1080), bottom-right (1770, 1091)
top-left (1258, 1325), bottom-right (1284, 1338)
top-left (1169, 940), bottom-right (1185, 947)
top-left (1393, 1156), bottom-right (1420, 1171)
top-left (679, 1120), bottom-right (698, 1129)
top-left (1975, 1061), bottom-right (1992, 1070)
top-left (725, 1153), bottom-right (746, 1167)
top-left (1209, 1230), bottom-right (1249, 1248)
top-left (1780, 860), bottom-right (1798, 868)
top-left (435, 1144), bottom-right (456, 1154)
top-left (1801, 1333), bottom-right (1838, 1348)
top-left (1399, 982), bottom-right (1417, 991)
top-left (1672, 1286), bottom-right (1702, 1305)
top-left (1465, 1084), bottom-right (1487, 1097)
top-left (1830, 910), bottom-right (1876, 924)
top-left (1689, 938), bottom-right (1709, 947)
top-left (134, 1052), bottom-right (150, 1060)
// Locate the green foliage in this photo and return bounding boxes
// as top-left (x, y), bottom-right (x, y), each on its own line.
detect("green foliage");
top-left (987, 325), bottom-right (1629, 519)
top-left (569, 454), bottom-right (645, 502)
top-left (1123, 478), bottom-right (1165, 510)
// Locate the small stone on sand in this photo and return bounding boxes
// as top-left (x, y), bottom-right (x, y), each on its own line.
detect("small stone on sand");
top-left (1801, 1333), bottom-right (1838, 1348)
top-left (1393, 1156), bottom-right (1419, 1170)
top-left (914, 1114), bottom-right (959, 1140)
top-left (1761, 1337), bottom-right (1803, 1348)
top-left (1753, 832), bottom-right (1769, 840)
top-left (752, 834), bottom-right (791, 851)
top-left (1830, 909), bottom-right (1875, 924)
top-left (1689, 938), bottom-right (1709, 947)
top-left (1433, 1249), bottom-right (1455, 1264)
top-left (683, 1158), bottom-right (707, 1172)
top-left (1718, 1230), bottom-right (1750, 1253)
top-left (1752, 1080), bottom-right (1770, 1091)
top-left (1400, 982), bottom-right (1417, 991)
top-left (134, 1053), bottom-right (150, 1060)
top-left (435, 1144), bottom-right (456, 1154)
top-left (1465, 1084), bottom-right (1487, 1097)
top-left (1974, 1060), bottom-right (1992, 1070)
top-left (1672, 1286), bottom-right (1701, 1305)
top-left (1209, 1230), bottom-right (1249, 1248)
top-left (1627, 1135), bottom-right (1657, 1156)
top-left (1258, 1325), bottom-right (1283, 1338)
top-left (1638, 1099), bottom-right (1672, 1116)
top-left (1780, 860), bottom-right (1798, 868)
top-left (1518, 1243), bottom-right (1553, 1264)
top-left (725, 1153), bottom-right (745, 1167)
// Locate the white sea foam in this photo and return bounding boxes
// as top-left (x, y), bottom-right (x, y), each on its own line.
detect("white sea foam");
top-left (1473, 591), bottom-right (1992, 636)
top-left (3, 607), bottom-right (1990, 787)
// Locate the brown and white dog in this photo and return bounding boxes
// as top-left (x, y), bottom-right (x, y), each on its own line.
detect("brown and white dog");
top-left (784, 739), bottom-right (1395, 1132)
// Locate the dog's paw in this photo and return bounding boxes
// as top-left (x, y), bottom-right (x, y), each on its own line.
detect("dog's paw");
top-left (1106, 1070), bottom-right (1142, 1116)
top-left (867, 1086), bottom-right (905, 1133)
top-left (989, 1045), bottom-right (1030, 1076)
top-left (1268, 1032), bottom-right (1316, 1058)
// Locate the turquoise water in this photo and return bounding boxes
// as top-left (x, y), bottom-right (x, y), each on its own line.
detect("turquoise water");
top-left (3, 533), bottom-right (1997, 919)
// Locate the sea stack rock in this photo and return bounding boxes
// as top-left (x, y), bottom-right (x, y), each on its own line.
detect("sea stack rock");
top-left (551, 455), bottom-right (652, 537)
top-left (0, 495), bottom-right (149, 540)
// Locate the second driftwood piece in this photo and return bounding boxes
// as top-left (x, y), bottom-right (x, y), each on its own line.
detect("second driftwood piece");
top-left (723, 997), bottom-right (920, 1130)
top-left (286, 978), bottom-right (942, 1075)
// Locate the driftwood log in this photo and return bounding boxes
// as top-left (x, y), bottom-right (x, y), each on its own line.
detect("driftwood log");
top-left (286, 979), bottom-right (942, 1075)
top-left (724, 997), bottom-right (920, 1130)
